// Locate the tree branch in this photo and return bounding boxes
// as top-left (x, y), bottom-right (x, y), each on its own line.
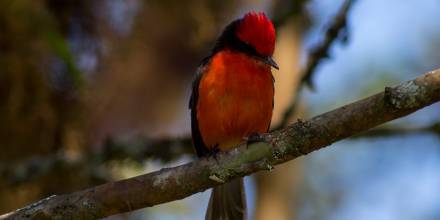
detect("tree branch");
top-left (302, 0), bottom-right (354, 88)
top-left (276, 0), bottom-right (355, 129)
top-left (0, 137), bottom-right (193, 186)
top-left (0, 153), bottom-right (110, 187)
top-left (101, 136), bottom-right (193, 163)
top-left (2, 69), bottom-right (439, 220)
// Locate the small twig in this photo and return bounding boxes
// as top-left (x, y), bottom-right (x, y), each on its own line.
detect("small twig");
top-left (302, 0), bottom-right (354, 89)
top-left (276, 0), bottom-right (355, 129)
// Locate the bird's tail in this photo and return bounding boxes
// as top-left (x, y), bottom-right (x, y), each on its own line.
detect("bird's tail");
top-left (205, 178), bottom-right (246, 220)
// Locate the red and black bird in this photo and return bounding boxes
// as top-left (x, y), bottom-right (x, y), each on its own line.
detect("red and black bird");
top-left (189, 12), bottom-right (278, 220)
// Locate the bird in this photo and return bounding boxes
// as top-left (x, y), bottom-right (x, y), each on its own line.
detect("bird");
top-left (189, 11), bottom-right (277, 220)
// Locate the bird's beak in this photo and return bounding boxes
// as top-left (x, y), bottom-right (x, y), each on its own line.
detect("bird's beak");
top-left (264, 56), bottom-right (279, 70)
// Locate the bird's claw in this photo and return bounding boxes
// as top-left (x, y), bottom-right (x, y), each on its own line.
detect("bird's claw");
top-left (207, 144), bottom-right (221, 162)
top-left (244, 132), bottom-right (266, 147)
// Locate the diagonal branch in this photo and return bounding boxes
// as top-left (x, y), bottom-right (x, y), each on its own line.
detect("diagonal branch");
top-left (1, 69), bottom-right (439, 220)
top-left (301, 0), bottom-right (354, 89)
top-left (276, 0), bottom-right (355, 129)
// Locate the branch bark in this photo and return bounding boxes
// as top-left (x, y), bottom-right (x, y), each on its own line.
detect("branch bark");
top-left (2, 69), bottom-right (439, 220)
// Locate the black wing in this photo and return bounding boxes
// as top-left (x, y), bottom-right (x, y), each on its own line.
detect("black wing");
top-left (189, 58), bottom-right (211, 157)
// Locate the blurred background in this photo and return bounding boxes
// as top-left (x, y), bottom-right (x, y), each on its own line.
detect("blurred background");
top-left (1, 0), bottom-right (440, 219)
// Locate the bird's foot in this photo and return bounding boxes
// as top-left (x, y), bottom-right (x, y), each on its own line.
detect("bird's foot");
top-left (244, 132), bottom-right (266, 146)
top-left (207, 144), bottom-right (221, 161)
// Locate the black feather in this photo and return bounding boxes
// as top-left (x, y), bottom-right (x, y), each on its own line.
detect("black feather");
top-left (205, 178), bottom-right (246, 220)
top-left (189, 60), bottom-right (211, 157)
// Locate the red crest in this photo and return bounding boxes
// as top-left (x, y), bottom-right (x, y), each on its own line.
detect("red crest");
top-left (236, 12), bottom-right (276, 56)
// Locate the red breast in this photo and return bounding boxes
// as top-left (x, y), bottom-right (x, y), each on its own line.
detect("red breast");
top-left (196, 49), bottom-right (274, 150)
